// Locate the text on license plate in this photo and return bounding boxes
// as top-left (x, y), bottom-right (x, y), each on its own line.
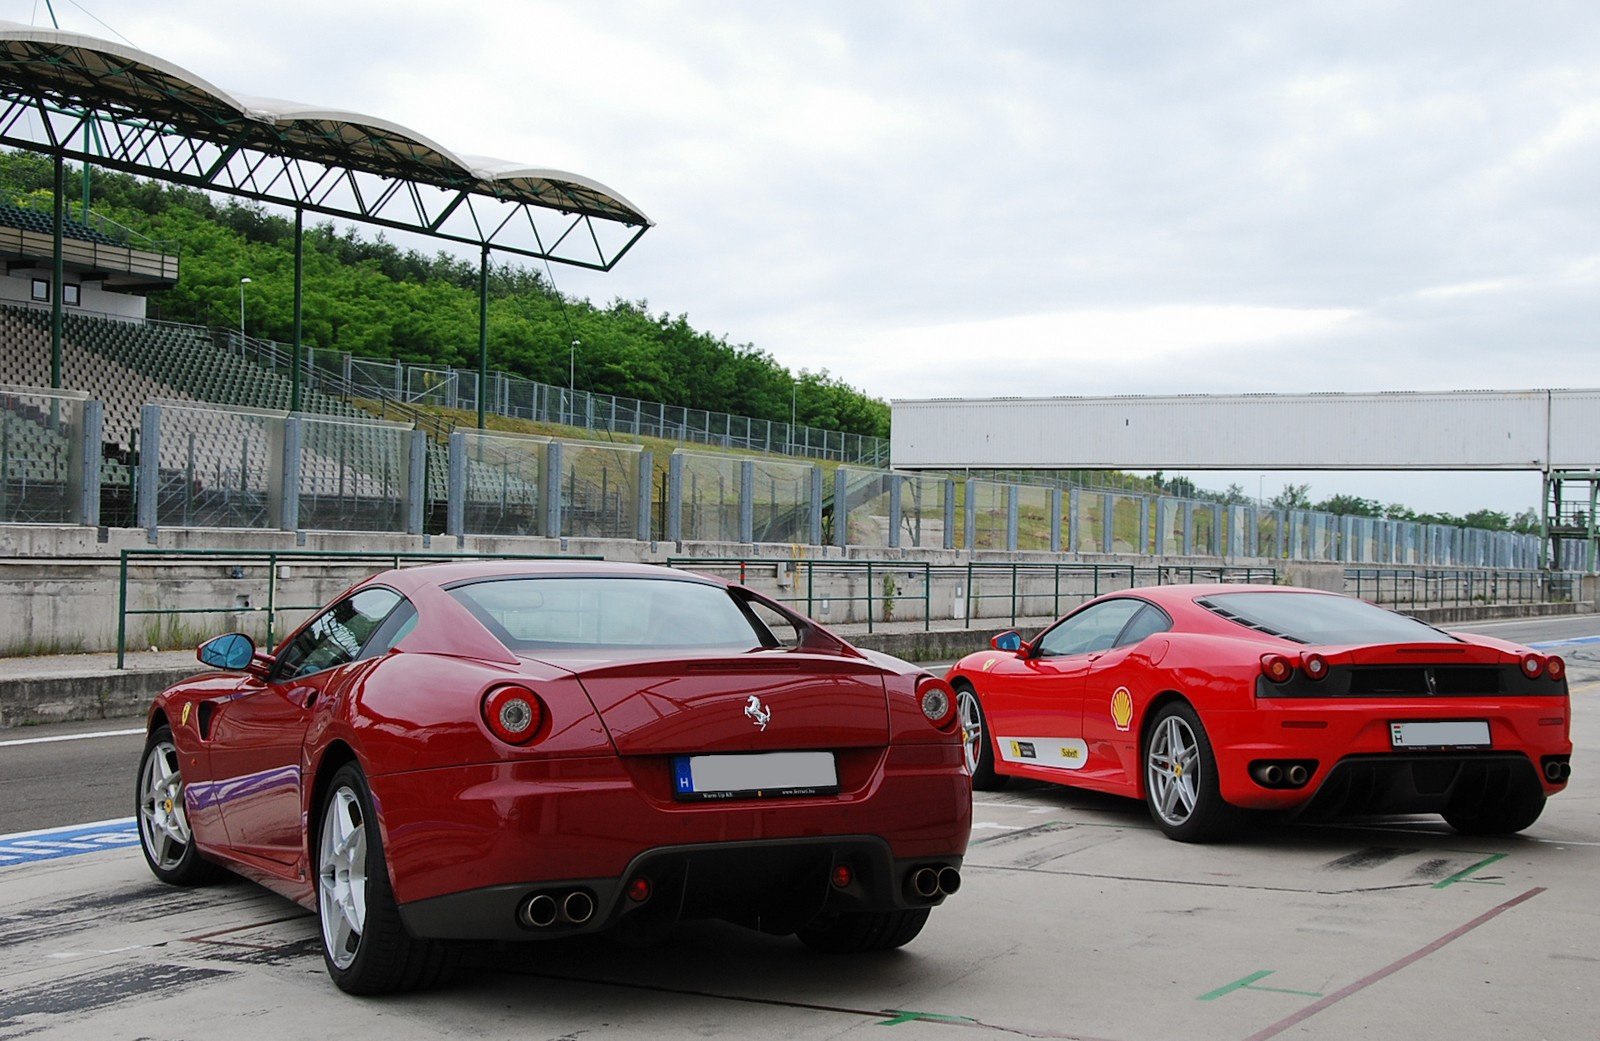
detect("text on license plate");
top-left (673, 751), bottom-right (838, 800)
top-left (1390, 720), bottom-right (1491, 748)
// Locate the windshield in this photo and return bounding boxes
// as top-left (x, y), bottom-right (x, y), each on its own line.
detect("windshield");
top-left (1199, 591), bottom-right (1454, 646)
top-left (448, 576), bottom-right (768, 651)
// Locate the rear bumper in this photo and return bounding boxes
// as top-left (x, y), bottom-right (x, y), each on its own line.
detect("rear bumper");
top-left (1202, 697), bottom-right (1571, 812)
top-left (369, 742), bottom-right (971, 910)
top-left (398, 835), bottom-right (963, 941)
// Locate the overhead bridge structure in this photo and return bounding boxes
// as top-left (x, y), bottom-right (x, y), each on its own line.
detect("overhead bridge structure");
top-left (890, 389), bottom-right (1600, 568)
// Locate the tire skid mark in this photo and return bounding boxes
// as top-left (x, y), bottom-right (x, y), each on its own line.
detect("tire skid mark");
top-left (0, 963), bottom-right (234, 1035)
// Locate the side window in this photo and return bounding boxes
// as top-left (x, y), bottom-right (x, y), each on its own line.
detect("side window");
top-left (273, 587), bottom-right (404, 680)
top-left (1114, 604), bottom-right (1171, 648)
top-left (1035, 599), bottom-right (1146, 657)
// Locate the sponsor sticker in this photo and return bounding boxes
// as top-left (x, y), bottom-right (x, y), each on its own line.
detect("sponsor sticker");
top-left (1111, 687), bottom-right (1134, 732)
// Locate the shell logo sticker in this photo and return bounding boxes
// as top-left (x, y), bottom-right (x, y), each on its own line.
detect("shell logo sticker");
top-left (1111, 687), bottom-right (1134, 732)
top-left (981, 657), bottom-right (998, 672)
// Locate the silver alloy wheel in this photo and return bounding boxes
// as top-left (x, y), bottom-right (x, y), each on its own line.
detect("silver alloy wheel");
top-left (957, 689), bottom-right (983, 774)
top-left (318, 785), bottom-right (369, 971)
top-left (138, 739), bottom-right (192, 870)
top-left (1146, 712), bottom-right (1201, 826)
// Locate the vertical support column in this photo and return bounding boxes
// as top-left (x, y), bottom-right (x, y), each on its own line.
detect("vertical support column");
top-left (1050, 488), bottom-right (1062, 553)
top-left (1141, 497), bottom-right (1153, 556)
top-left (963, 479), bottom-right (977, 553)
top-left (1182, 501), bottom-right (1195, 556)
top-left (943, 479), bottom-right (956, 550)
top-left (543, 441), bottom-right (563, 538)
top-left (1068, 488), bottom-right (1080, 553)
top-left (637, 450), bottom-right (654, 541)
top-left (1005, 486), bottom-right (1019, 551)
top-left (477, 246), bottom-right (490, 430)
top-left (446, 431), bottom-right (465, 539)
top-left (739, 459), bottom-right (755, 544)
top-left (1102, 493), bottom-right (1115, 554)
top-left (668, 452), bottom-right (685, 544)
top-left (77, 398), bottom-right (102, 527)
top-left (137, 404), bottom-right (159, 540)
top-left (280, 415), bottom-right (302, 534)
top-left (834, 468), bottom-right (849, 550)
top-left (292, 208), bottom-right (304, 412)
top-left (888, 473), bottom-right (903, 549)
top-left (1154, 498), bottom-right (1169, 558)
top-left (809, 465), bottom-right (824, 546)
top-left (406, 429), bottom-right (426, 535)
top-left (51, 155), bottom-right (64, 390)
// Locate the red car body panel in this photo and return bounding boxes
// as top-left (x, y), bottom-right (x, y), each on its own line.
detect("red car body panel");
top-left (948, 584), bottom-right (1572, 826)
top-left (147, 560), bottom-right (971, 937)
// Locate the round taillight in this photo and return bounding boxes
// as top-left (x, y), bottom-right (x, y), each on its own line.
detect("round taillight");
top-left (1302, 653), bottom-right (1328, 681)
top-left (1261, 654), bottom-right (1294, 684)
top-left (626, 877), bottom-right (652, 903)
top-left (1521, 653), bottom-right (1544, 679)
top-left (482, 685), bottom-right (544, 745)
top-left (1547, 656), bottom-right (1566, 681)
top-left (917, 676), bottom-right (957, 727)
top-left (831, 864), bottom-right (854, 889)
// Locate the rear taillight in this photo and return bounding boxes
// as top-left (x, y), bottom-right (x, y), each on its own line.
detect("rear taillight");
top-left (917, 676), bottom-right (958, 729)
top-left (1301, 653), bottom-right (1328, 681)
top-left (1546, 655), bottom-right (1566, 681)
top-left (1520, 653), bottom-right (1544, 679)
top-left (482, 685), bottom-right (545, 745)
top-left (1261, 654), bottom-right (1294, 684)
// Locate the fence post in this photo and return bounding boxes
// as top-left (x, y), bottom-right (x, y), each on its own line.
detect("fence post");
top-left (280, 415), bottom-right (302, 533)
top-left (1050, 487), bottom-right (1062, 553)
top-left (637, 450), bottom-right (654, 541)
top-left (739, 459), bottom-right (755, 544)
top-left (1102, 493), bottom-right (1116, 554)
top-left (543, 441), bottom-right (563, 538)
top-left (964, 479), bottom-right (977, 553)
top-left (834, 468), bottom-right (849, 549)
top-left (406, 429), bottom-right (427, 536)
top-left (138, 403), bottom-right (160, 541)
top-left (446, 431), bottom-right (465, 540)
top-left (888, 473), bottom-right (903, 549)
top-left (1006, 486), bottom-right (1019, 551)
top-left (667, 452), bottom-right (684, 545)
top-left (943, 479), bottom-right (956, 550)
top-left (78, 398), bottom-right (102, 527)
top-left (809, 466), bottom-right (824, 546)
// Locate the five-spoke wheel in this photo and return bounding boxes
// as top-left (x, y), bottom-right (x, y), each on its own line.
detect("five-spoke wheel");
top-left (1142, 702), bottom-right (1242, 842)
top-left (135, 725), bottom-right (218, 885)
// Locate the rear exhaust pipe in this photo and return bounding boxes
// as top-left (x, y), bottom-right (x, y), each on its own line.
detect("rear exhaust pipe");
top-left (1261, 764), bottom-right (1284, 786)
top-left (907, 867), bottom-right (940, 901)
top-left (519, 893), bottom-right (558, 929)
top-left (1286, 764), bottom-right (1309, 786)
top-left (561, 890), bottom-right (596, 925)
top-left (1545, 760), bottom-right (1568, 783)
top-left (936, 867), bottom-right (962, 896)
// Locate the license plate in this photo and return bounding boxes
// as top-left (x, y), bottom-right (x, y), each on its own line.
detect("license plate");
top-left (672, 751), bottom-right (838, 801)
top-left (1390, 720), bottom-right (1491, 749)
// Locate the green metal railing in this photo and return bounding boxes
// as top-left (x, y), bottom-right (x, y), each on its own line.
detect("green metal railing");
top-left (668, 558), bottom-right (1277, 634)
top-left (115, 548), bottom-right (597, 668)
top-left (1345, 567), bottom-right (1581, 611)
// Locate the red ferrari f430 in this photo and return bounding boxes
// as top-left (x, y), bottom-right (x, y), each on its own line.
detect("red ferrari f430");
top-left (948, 584), bottom-right (1571, 842)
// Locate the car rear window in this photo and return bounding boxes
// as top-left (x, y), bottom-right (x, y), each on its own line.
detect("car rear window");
top-left (448, 576), bottom-right (766, 650)
top-left (1198, 591), bottom-right (1455, 646)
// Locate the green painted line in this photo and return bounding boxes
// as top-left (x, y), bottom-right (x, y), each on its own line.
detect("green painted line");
top-left (1433, 852), bottom-right (1507, 890)
top-left (1198, 970), bottom-right (1323, 1002)
top-left (877, 1010), bottom-right (979, 1027)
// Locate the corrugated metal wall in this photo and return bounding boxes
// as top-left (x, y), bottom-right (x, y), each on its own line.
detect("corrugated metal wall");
top-left (891, 390), bottom-right (1594, 470)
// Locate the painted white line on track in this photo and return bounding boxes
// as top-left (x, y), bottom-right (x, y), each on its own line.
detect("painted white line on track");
top-left (0, 727), bottom-right (143, 748)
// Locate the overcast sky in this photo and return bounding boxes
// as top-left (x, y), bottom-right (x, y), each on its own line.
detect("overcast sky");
top-left (20, 0), bottom-right (1599, 516)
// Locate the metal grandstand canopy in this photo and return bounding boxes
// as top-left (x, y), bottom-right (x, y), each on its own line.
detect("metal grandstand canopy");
top-left (0, 20), bottom-right (652, 269)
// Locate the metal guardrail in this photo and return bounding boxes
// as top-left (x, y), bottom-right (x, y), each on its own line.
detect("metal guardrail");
top-left (669, 558), bottom-right (1278, 634)
top-left (114, 548), bottom-right (599, 668)
top-left (1345, 567), bottom-right (1582, 611)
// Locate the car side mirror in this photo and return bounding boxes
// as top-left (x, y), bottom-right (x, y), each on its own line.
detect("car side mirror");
top-left (991, 631), bottom-right (1023, 653)
top-left (198, 633), bottom-right (257, 671)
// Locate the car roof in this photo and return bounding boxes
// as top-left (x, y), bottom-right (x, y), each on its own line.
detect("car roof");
top-left (368, 559), bottom-right (724, 595)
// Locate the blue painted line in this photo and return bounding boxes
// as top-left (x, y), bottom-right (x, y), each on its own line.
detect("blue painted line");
top-left (0, 818), bottom-right (139, 866)
top-left (1528, 636), bottom-right (1600, 649)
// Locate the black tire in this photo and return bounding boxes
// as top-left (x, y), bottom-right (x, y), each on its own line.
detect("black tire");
top-left (796, 908), bottom-right (931, 953)
top-left (316, 763), bottom-right (458, 994)
top-left (1142, 701), bottom-right (1245, 843)
top-left (136, 725), bottom-right (222, 886)
top-left (1443, 782), bottom-right (1547, 835)
top-left (956, 685), bottom-right (1008, 791)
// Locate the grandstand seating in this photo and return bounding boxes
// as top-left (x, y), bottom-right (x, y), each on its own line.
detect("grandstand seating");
top-left (0, 202), bottom-right (124, 247)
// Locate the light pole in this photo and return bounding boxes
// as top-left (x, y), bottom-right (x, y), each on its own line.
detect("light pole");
top-left (569, 338), bottom-right (580, 426)
top-left (238, 276), bottom-right (251, 345)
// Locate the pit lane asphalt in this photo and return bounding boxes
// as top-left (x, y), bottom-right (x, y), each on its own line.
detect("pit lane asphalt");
top-left (2, 617), bottom-right (1597, 1040)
